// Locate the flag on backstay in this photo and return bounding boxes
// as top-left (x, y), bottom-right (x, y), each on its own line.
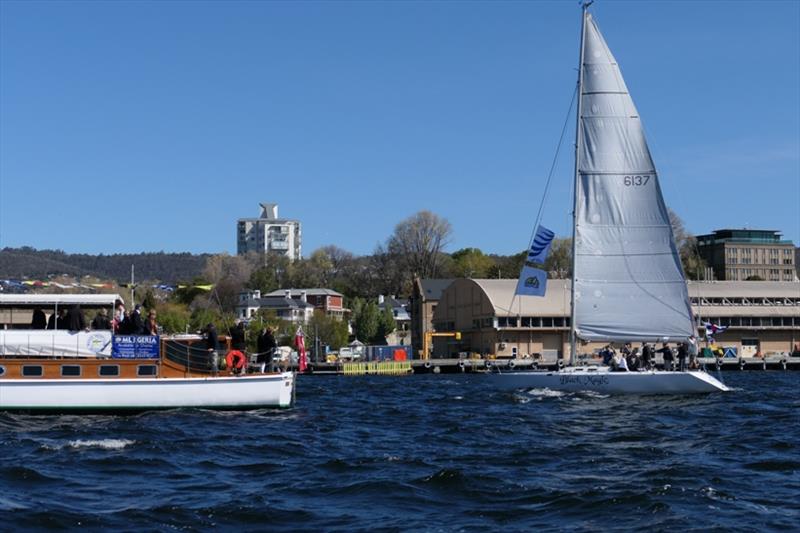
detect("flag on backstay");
top-left (527, 225), bottom-right (555, 264)
top-left (516, 265), bottom-right (548, 297)
top-left (703, 321), bottom-right (728, 342)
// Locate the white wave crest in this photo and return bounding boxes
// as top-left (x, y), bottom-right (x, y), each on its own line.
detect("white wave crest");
top-left (526, 388), bottom-right (566, 398)
top-left (67, 439), bottom-right (135, 450)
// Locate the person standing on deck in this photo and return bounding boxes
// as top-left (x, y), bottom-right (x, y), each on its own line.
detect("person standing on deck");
top-left (144, 310), bottom-right (159, 335)
top-left (129, 304), bottom-right (145, 334)
top-left (229, 320), bottom-right (246, 351)
top-left (91, 309), bottom-right (111, 330)
top-left (676, 342), bottom-right (688, 372)
top-left (202, 323), bottom-right (220, 376)
top-left (257, 326), bottom-right (277, 373)
top-left (113, 299), bottom-right (125, 333)
top-left (31, 308), bottom-right (47, 329)
top-left (47, 308), bottom-right (67, 330)
top-left (657, 343), bottom-right (674, 371)
top-left (641, 343), bottom-right (653, 370)
top-left (687, 335), bottom-right (699, 369)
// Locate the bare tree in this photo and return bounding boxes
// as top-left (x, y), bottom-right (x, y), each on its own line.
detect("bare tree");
top-left (200, 254), bottom-right (253, 311)
top-left (387, 211), bottom-right (453, 286)
top-left (668, 208), bottom-right (707, 280)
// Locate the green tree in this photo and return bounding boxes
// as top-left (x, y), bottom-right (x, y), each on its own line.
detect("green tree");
top-left (142, 290), bottom-right (156, 312)
top-left (668, 208), bottom-right (708, 280)
top-left (543, 238), bottom-right (572, 279)
top-left (376, 305), bottom-right (396, 344)
top-left (308, 311), bottom-right (350, 352)
top-left (156, 301), bottom-right (191, 334)
top-left (450, 248), bottom-right (495, 278)
top-left (353, 301), bottom-right (379, 344)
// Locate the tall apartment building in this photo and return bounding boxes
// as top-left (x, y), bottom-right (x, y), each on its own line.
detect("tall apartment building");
top-left (237, 203), bottom-right (302, 261)
top-left (696, 229), bottom-right (796, 282)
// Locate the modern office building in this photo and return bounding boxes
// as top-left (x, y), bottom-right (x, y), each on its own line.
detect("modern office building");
top-left (237, 203), bottom-right (302, 261)
top-left (696, 229), bottom-right (796, 282)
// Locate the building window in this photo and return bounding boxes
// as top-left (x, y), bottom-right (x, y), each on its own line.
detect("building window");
top-left (61, 365), bottom-right (81, 377)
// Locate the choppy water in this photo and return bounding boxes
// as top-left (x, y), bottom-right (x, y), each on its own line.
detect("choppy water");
top-left (1, 372), bottom-right (798, 531)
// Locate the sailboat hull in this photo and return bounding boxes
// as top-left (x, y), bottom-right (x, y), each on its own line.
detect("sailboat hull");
top-left (489, 367), bottom-right (728, 395)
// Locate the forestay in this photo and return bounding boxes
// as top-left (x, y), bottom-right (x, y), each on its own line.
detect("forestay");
top-left (572, 14), bottom-right (693, 342)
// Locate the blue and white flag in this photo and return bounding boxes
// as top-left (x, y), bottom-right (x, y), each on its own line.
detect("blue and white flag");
top-left (516, 265), bottom-right (548, 297)
top-left (527, 225), bottom-right (555, 264)
top-left (703, 322), bottom-right (728, 340)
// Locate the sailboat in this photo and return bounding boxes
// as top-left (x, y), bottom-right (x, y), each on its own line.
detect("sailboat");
top-left (491, 5), bottom-right (728, 394)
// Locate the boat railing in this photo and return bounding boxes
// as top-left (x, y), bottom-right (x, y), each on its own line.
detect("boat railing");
top-left (162, 339), bottom-right (217, 373)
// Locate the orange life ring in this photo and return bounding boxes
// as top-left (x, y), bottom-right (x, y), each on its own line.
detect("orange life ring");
top-left (226, 350), bottom-right (246, 372)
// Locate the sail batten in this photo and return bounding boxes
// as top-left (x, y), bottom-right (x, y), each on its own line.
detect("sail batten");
top-left (572, 12), bottom-right (694, 342)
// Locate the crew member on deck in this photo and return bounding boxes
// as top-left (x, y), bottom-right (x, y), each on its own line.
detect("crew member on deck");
top-left (229, 319), bottom-right (246, 351)
top-left (31, 308), bottom-right (47, 329)
top-left (202, 323), bottom-right (220, 376)
top-left (91, 309), bottom-right (111, 330)
top-left (257, 326), bottom-right (277, 373)
top-left (144, 310), bottom-right (159, 335)
top-left (47, 308), bottom-right (67, 330)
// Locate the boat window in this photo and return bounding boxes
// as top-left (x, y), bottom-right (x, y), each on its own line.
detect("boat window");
top-left (137, 365), bottom-right (158, 377)
top-left (61, 365), bottom-right (81, 377)
top-left (0, 366), bottom-right (5, 376)
top-left (22, 366), bottom-right (44, 377)
top-left (99, 365), bottom-right (120, 377)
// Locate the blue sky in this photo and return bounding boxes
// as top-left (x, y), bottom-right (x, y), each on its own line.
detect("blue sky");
top-left (1, 0), bottom-right (798, 256)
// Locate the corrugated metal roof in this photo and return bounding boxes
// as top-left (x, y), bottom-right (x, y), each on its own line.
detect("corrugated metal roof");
top-left (418, 279), bottom-right (455, 302)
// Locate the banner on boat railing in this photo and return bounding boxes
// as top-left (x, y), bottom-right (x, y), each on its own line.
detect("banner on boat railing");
top-left (112, 335), bottom-right (160, 359)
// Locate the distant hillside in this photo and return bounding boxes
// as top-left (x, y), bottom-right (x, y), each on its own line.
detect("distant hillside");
top-left (0, 247), bottom-right (210, 283)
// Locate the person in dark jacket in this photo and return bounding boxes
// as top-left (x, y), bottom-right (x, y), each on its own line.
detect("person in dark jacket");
top-left (47, 308), bottom-right (67, 330)
top-left (257, 326), bottom-right (277, 372)
top-left (641, 343), bottom-right (653, 370)
top-left (129, 304), bottom-right (145, 335)
top-left (657, 343), bottom-right (674, 371)
top-left (31, 308), bottom-right (47, 329)
top-left (91, 309), bottom-right (112, 330)
top-left (229, 320), bottom-right (246, 351)
top-left (202, 323), bottom-right (220, 375)
top-left (676, 342), bottom-right (688, 372)
top-left (66, 304), bottom-right (87, 332)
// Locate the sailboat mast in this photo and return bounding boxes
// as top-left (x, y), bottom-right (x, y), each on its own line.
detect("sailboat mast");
top-left (569, 4), bottom-right (590, 366)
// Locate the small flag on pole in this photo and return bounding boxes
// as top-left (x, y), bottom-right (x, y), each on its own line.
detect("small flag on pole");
top-left (515, 265), bottom-right (548, 297)
top-left (527, 225), bottom-right (555, 264)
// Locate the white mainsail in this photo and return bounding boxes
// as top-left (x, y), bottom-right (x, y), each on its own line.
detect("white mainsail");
top-left (572, 13), bottom-right (694, 342)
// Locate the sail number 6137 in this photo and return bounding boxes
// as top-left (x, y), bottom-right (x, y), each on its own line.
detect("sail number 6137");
top-left (623, 175), bottom-right (650, 186)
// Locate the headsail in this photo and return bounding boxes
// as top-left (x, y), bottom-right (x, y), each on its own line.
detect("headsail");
top-left (572, 13), bottom-right (694, 342)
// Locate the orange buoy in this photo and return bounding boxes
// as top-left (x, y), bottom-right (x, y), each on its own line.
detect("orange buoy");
top-left (226, 350), bottom-right (246, 373)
